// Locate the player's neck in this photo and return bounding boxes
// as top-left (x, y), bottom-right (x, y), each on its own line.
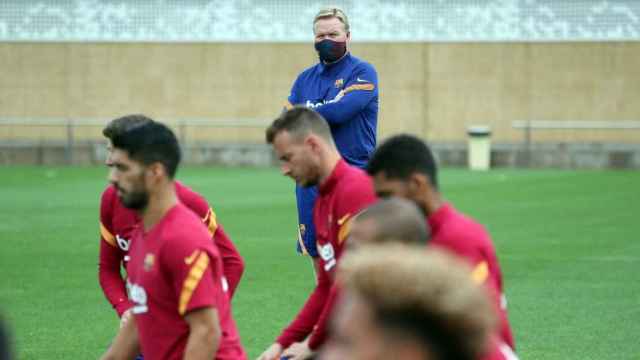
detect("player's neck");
top-left (141, 182), bottom-right (178, 232)
top-left (424, 191), bottom-right (444, 216)
top-left (318, 151), bottom-right (341, 185)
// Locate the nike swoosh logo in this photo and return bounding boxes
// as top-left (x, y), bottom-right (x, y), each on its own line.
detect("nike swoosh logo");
top-left (184, 250), bottom-right (200, 265)
top-left (356, 77), bottom-right (368, 82)
top-left (337, 213), bottom-right (351, 226)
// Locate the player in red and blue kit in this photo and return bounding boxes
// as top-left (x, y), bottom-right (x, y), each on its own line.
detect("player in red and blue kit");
top-left (284, 7), bottom-right (379, 258)
top-left (258, 107), bottom-right (377, 360)
top-left (99, 181), bottom-right (244, 315)
top-left (99, 116), bottom-right (244, 322)
top-left (124, 203), bottom-right (246, 360)
top-left (367, 134), bottom-right (518, 359)
top-left (101, 118), bottom-right (246, 360)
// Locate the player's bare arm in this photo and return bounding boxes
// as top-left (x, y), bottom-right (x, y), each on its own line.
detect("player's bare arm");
top-left (183, 306), bottom-right (221, 360)
top-left (99, 315), bottom-right (139, 360)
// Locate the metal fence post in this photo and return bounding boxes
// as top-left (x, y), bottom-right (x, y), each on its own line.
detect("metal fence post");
top-left (524, 119), bottom-right (532, 167)
top-left (66, 118), bottom-right (74, 165)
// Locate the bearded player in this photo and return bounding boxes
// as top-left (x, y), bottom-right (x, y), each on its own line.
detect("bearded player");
top-left (366, 134), bottom-right (517, 359)
top-left (100, 119), bottom-right (246, 360)
top-left (257, 107), bottom-right (377, 360)
top-left (99, 115), bottom-right (244, 333)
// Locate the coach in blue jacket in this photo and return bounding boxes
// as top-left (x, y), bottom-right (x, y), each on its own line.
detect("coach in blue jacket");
top-left (285, 7), bottom-right (379, 258)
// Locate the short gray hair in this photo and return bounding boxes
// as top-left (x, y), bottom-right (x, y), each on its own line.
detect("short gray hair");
top-left (313, 7), bottom-right (350, 33)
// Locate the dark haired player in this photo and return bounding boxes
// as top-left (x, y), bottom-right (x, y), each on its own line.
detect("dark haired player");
top-left (100, 118), bottom-right (246, 360)
top-left (99, 115), bottom-right (244, 332)
top-left (367, 134), bottom-right (517, 359)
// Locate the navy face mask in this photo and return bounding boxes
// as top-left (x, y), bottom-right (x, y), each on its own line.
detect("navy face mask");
top-left (314, 39), bottom-right (347, 63)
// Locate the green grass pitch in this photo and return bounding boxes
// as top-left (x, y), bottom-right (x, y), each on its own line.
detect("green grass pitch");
top-left (0, 166), bottom-right (638, 359)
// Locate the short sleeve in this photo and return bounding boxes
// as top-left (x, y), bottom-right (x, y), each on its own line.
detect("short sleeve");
top-left (334, 176), bottom-right (377, 244)
top-left (162, 238), bottom-right (221, 316)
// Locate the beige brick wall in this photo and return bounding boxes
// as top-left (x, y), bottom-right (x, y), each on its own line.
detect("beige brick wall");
top-left (1, 42), bottom-right (638, 143)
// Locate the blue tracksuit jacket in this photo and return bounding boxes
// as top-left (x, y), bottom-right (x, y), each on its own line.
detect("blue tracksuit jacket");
top-left (287, 52), bottom-right (379, 168)
top-left (286, 52), bottom-right (379, 257)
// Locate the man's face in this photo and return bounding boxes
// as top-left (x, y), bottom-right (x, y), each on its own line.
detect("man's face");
top-left (371, 172), bottom-right (413, 200)
top-left (347, 217), bottom-right (380, 250)
top-left (322, 292), bottom-right (396, 360)
top-left (314, 17), bottom-right (349, 44)
top-left (272, 131), bottom-right (320, 187)
top-left (108, 148), bottom-right (149, 210)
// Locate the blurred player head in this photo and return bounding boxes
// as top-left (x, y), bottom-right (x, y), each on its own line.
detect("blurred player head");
top-left (348, 197), bottom-right (429, 250)
top-left (102, 114), bottom-right (153, 166)
top-left (266, 107), bottom-right (338, 187)
top-left (313, 7), bottom-right (351, 63)
top-left (108, 118), bottom-right (181, 210)
top-left (322, 245), bottom-right (495, 360)
top-left (366, 134), bottom-right (440, 215)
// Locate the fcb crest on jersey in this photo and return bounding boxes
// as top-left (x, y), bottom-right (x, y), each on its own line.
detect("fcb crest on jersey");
top-left (144, 253), bottom-right (155, 271)
top-left (334, 78), bottom-right (344, 88)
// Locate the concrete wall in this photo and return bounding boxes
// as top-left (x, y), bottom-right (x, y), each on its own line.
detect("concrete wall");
top-left (1, 42), bottom-right (639, 145)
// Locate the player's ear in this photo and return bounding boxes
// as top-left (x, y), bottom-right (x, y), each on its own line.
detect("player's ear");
top-left (146, 162), bottom-right (166, 181)
top-left (305, 134), bottom-right (321, 153)
top-left (408, 173), bottom-right (428, 194)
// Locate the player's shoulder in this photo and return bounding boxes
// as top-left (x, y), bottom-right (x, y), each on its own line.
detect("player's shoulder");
top-left (168, 203), bottom-right (206, 228)
top-left (160, 205), bottom-right (219, 254)
top-left (159, 204), bottom-right (210, 242)
top-left (349, 54), bottom-right (378, 73)
top-left (342, 163), bottom-right (373, 186)
top-left (337, 165), bottom-right (376, 199)
top-left (438, 207), bottom-right (494, 249)
top-left (175, 181), bottom-right (209, 215)
top-left (100, 184), bottom-right (116, 201)
top-left (296, 62), bottom-right (323, 81)
top-left (100, 185), bottom-right (117, 212)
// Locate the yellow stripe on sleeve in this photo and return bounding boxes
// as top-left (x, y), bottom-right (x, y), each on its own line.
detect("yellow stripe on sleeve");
top-left (202, 208), bottom-right (218, 236)
top-left (100, 222), bottom-right (117, 247)
top-left (337, 215), bottom-right (354, 244)
top-left (343, 83), bottom-right (375, 94)
top-left (284, 100), bottom-right (294, 110)
top-left (178, 252), bottom-right (210, 315)
top-left (471, 261), bottom-right (489, 284)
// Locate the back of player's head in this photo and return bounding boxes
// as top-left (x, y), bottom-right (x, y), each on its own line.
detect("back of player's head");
top-left (354, 198), bottom-right (429, 246)
top-left (339, 245), bottom-right (495, 360)
top-left (367, 134), bottom-right (439, 190)
top-left (111, 119), bottom-right (181, 179)
top-left (266, 106), bottom-right (334, 145)
top-left (314, 7), bottom-right (350, 33)
top-left (102, 114), bottom-right (153, 140)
